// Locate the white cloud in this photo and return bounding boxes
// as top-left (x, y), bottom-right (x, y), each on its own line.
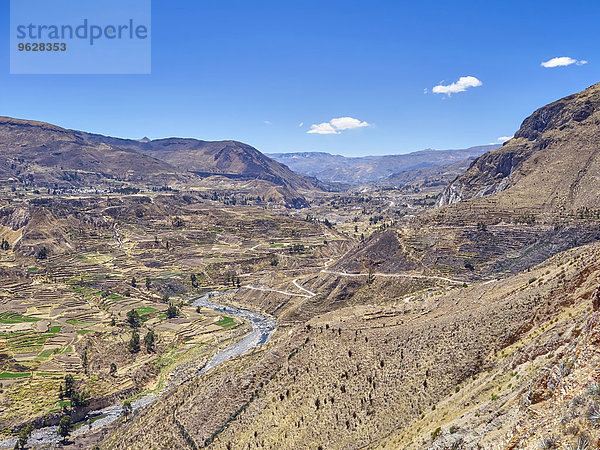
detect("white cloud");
top-left (541, 56), bottom-right (588, 68)
top-left (330, 117), bottom-right (369, 131)
top-left (497, 136), bottom-right (513, 142)
top-left (298, 122), bottom-right (304, 127)
top-left (307, 122), bottom-right (339, 135)
top-left (264, 120), bottom-right (272, 125)
top-left (307, 116), bottom-right (370, 135)
top-left (432, 76), bottom-right (482, 95)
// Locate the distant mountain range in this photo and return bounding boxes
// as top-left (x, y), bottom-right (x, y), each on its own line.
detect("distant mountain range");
top-left (268, 145), bottom-right (499, 185)
top-left (383, 156), bottom-right (480, 189)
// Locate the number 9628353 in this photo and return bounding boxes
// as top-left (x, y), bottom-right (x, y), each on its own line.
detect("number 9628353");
top-left (18, 43), bottom-right (67, 52)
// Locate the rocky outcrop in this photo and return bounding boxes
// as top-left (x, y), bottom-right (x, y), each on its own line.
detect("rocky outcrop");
top-left (435, 82), bottom-right (600, 213)
top-left (592, 285), bottom-right (600, 311)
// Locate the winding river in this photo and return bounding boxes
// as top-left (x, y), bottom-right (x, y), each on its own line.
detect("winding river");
top-left (0, 292), bottom-right (276, 448)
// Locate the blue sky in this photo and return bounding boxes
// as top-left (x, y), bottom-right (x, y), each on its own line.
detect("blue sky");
top-left (1, 0), bottom-right (598, 156)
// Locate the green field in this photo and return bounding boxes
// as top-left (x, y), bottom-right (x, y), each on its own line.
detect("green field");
top-left (0, 312), bottom-right (41, 324)
top-left (0, 372), bottom-right (30, 379)
top-left (215, 316), bottom-right (236, 328)
top-left (136, 306), bottom-right (158, 316)
top-left (36, 372), bottom-right (63, 378)
top-left (3, 332), bottom-right (56, 352)
top-left (37, 349), bottom-right (55, 358)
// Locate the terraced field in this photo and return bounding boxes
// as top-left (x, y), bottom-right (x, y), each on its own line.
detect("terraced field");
top-left (0, 192), bottom-right (344, 439)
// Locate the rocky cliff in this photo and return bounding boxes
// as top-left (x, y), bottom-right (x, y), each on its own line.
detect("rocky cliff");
top-left (436, 82), bottom-right (600, 218)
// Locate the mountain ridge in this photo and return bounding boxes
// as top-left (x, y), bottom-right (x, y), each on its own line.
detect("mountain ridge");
top-left (268, 145), bottom-right (498, 185)
top-left (435, 82), bottom-right (600, 220)
top-left (0, 116), bottom-right (328, 206)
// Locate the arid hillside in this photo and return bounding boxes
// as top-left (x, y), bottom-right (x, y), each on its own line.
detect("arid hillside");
top-left (0, 116), bottom-right (325, 207)
top-left (436, 82), bottom-right (600, 220)
top-left (0, 117), bottom-right (184, 188)
top-left (82, 132), bottom-right (325, 193)
top-left (104, 230), bottom-right (600, 450)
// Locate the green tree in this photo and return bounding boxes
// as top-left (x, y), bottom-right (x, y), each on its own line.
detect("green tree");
top-left (36, 247), bottom-right (48, 260)
top-left (145, 277), bottom-right (151, 289)
top-left (82, 349), bottom-right (88, 374)
top-left (366, 268), bottom-right (375, 285)
top-left (131, 276), bottom-right (137, 288)
top-left (126, 309), bottom-right (141, 328)
top-left (110, 362), bottom-right (117, 376)
top-left (122, 400), bottom-right (132, 420)
top-left (166, 304), bottom-right (178, 319)
top-left (70, 390), bottom-right (89, 408)
top-left (57, 415), bottom-right (72, 442)
top-left (128, 330), bottom-right (140, 353)
top-left (144, 330), bottom-right (156, 351)
top-left (16, 423), bottom-right (33, 449)
top-left (64, 374), bottom-right (75, 398)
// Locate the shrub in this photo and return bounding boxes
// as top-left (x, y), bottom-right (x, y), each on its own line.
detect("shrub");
top-left (587, 404), bottom-right (600, 426)
top-left (588, 383), bottom-right (600, 397)
top-left (538, 436), bottom-right (556, 449)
